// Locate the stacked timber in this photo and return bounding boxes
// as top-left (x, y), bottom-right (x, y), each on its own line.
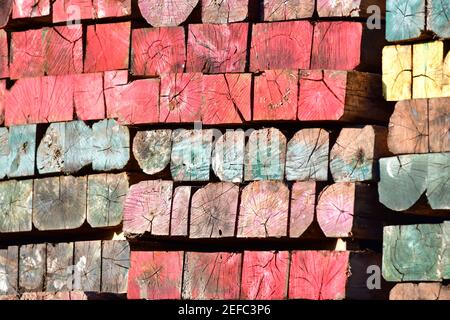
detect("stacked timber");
top-left (380, 0), bottom-right (450, 300)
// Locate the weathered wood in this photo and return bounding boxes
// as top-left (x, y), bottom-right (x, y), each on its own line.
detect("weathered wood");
top-left (238, 181), bottom-right (289, 238)
top-left (202, 0), bottom-right (248, 23)
top-left (104, 70), bottom-right (160, 125)
top-left (386, 0), bottom-right (425, 42)
top-left (250, 21), bottom-right (313, 72)
top-left (170, 186), bottom-right (191, 236)
top-left (138, 0), bottom-right (199, 27)
top-left (426, 153), bottom-right (450, 210)
top-left (159, 73), bottom-right (203, 123)
top-left (383, 224), bottom-right (447, 281)
top-left (33, 176), bottom-right (87, 231)
top-left (9, 29), bottom-right (44, 79)
top-left (330, 126), bottom-right (389, 182)
top-left (127, 251), bottom-right (183, 300)
top-left (285, 128), bottom-right (329, 181)
top-left (0, 128), bottom-right (7, 179)
top-left (428, 0), bottom-right (450, 38)
top-left (73, 73), bottom-right (105, 121)
top-left (387, 99), bottom-right (429, 154)
top-left (53, 0), bottom-right (131, 22)
top-left (212, 129), bottom-right (245, 183)
top-left (123, 180), bottom-right (173, 236)
top-left (187, 23), bottom-right (248, 73)
top-left (382, 45), bottom-right (412, 101)
top-left (131, 26), bottom-right (185, 76)
top-left (317, 0), bottom-right (385, 17)
top-left (263, 0), bottom-right (314, 21)
top-left (190, 182), bottom-right (239, 238)
top-left (378, 154), bottom-right (428, 211)
top-left (132, 130), bottom-right (172, 175)
top-left (413, 41), bottom-right (443, 99)
top-left (19, 244), bottom-right (46, 292)
top-left (290, 181), bottom-right (315, 237)
top-left (298, 71), bottom-right (390, 122)
top-left (91, 119), bottom-right (130, 171)
top-left (170, 129), bottom-right (214, 181)
top-left (201, 73), bottom-right (251, 124)
top-left (73, 241), bottom-right (101, 292)
top-left (316, 182), bottom-right (383, 239)
top-left (12, 0), bottom-right (49, 18)
top-left (7, 124), bottom-right (36, 178)
top-left (241, 251), bottom-right (289, 300)
top-left (0, 0), bottom-right (12, 27)
top-left (84, 22), bottom-right (130, 72)
top-left (46, 243), bottom-right (73, 292)
top-left (253, 69), bottom-right (298, 121)
top-left (390, 283), bottom-right (450, 300)
top-left (244, 128), bottom-right (286, 181)
top-left (0, 31), bottom-right (8, 78)
top-left (37, 121), bottom-right (92, 174)
top-left (19, 291), bottom-right (88, 300)
top-left (101, 240), bottom-right (130, 294)
top-left (0, 179), bottom-right (32, 233)
top-left (0, 246), bottom-right (19, 295)
top-left (444, 52), bottom-right (450, 96)
top-left (429, 97), bottom-right (450, 152)
top-left (182, 252), bottom-right (241, 299)
top-left (87, 173), bottom-right (129, 228)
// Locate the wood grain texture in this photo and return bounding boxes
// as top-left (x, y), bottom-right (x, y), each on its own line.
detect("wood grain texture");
top-left (7, 125), bottom-right (36, 178)
top-left (290, 181), bottom-right (316, 237)
top-left (0, 179), bottom-right (32, 233)
top-left (285, 128), bottom-right (329, 181)
top-left (428, 0), bottom-right (450, 38)
top-left (138, 0), bottom-right (199, 27)
top-left (386, 0), bottom-right (425, 42)
top-left (87, 173), bottom-right (129, 228)
top-left (241, 251), bottom-right (289, 300)
top-left (238, 181), bottom-right (289, 238)
top-left (19, 244), bottom-right (46, 292)
top-left (413, 41), bottom-right (443, 99)
top-left (382, 45), bottom-right (412, 101)
top-left (131, 26), bottom-right (185, 76)
top-left (0, 246), bottom-right (19, 295)
top-left (187, 23), bottom-right (248, 73)
top-left (170, 186), bottom-right (191, 236)
top-left (53, 0), bottom-right (131, 22)
top-left (317, 0), bottom-right (385, 17)
top-left (101, 240), bottom-right (130, 294)
top-left (33, 176), bottom-right (87, 231)
top-left (73, 241), bottom-right (101, 292)
top-left (123, 180), bottom-right (173, 235)
top-left (46, 243), bottom-right (73, 292)
top-left (263, 0), bottom-right (314, 21)
top-left (190, 182), bottom-right (239, 238)
top-left (202, 0), bottom-right (248, 23)
top-left (429, 97), bottom-right (450, 152)
top-left (426, 152), bottom-right (450, 210)
top-left (0, 128), bottom-right (8, 179)
top-left (182, 252), bottom-right (241, 299)
top-left (390, 283), bottom-right (450, 300)
top-left (212, 130), bottom-right (245, 183)
top-left (170, 129), bottom-right (213, 181)
top-left (133, 130), bottom-right (172, 175)
top-left (0, 0), bottom-right (12, 27)
top-left (250, 21), bottom-right (313, 72)
top-left (0, 31), bottom-right (8, 79)
top-left (127, 251), bottom-right (183, 300)
top-left (73, 73), bottom-right (105, 121)
top-left (244, 128), bottom-right (286, 181)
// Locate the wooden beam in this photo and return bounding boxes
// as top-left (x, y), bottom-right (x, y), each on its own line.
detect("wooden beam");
top-left (0, 31), bottom-right (9, 79)
top-left (187, 23), bottom-right (248, 73)
top-left (263, 0), bottom-right (314, 21)
top-left (426, 153), bottom-right (450, 210)
top-left (290, 181), bottom-right (316, 237)
top-left (7, 124), bottom-right (36, 178)
top-left (383, 223), bottom-right (447, 281)
top-left (428, 0), bottom-right (450, 38)
top-left (137, 0), bottom-right (199, 27)
top-left (133, 130), bottom-right (172, 175)
top-left (244, 128), bottom-right (287, 181)
top-left (9, 29), bottom-right (44, 79)
top-left (33, 176), bottom-right (87, 231)
top-left (182, 252), bottom-right (241, 299)
top-left (250, 21), bottom-right (313, 72)
top-left (159, 73), bottom-right (203, 123)
top-left (202, 0), bottom-right (248, 23)
top-left (91, 119), bottom-right (130, 171)
top-left (0, 0), bottom-right (12, 27)
top-left (0, 179), bottom-right (33, 233)
top-left (87, 173), bottom-right (129, 228)
top-left (212, 129), bottom-right (245, 183)
top-left (238, 181), bottom-right (289, 238)
top-left (253, 69), bottom-right (298, 121)
top-left (390, 283), bottom-right (450, 300)
top-left (201, 73), bottom-right (251, 124)
top-left (170, 186), bottom-right (191, 236)
top-left (101, 240), bottom-right (130, 294)
top-left (0, 246), bottom-right (19, 295)
top-left (241, 251), bottom-right (289, 299)
top-left (73, 73), bottom-right (105, 121)
top-left (412, 41), bottom-right (443, 99)
top-left (19, 244), bottom-right (46, 292)
top-left (0, 128), bottom-right (7, 179)
top-left (382, 45), bottom-right (412, 101)
top-left (131, 26), bottom-right (185, 76)
top-left (429, 97), bottom-right (450, 152)
top-left (330, 125), bottom-right (389, 182)
top-left (317, 0), bottom-right (385, 17)
top-left (123, 180), bottom-right (173, 236)
top-left (52, 0), bottom-right (131, 22)
top-left (190, 182), bottom-right (239, 238)
top-left (285, 128), bottom-right (329, 181)
top-left (386, 0), bottom-right (425, 42)
top-left (316, 182), bottom-right (383, 239)
top-left (73, 241), bottom-right (101, 292)
top-left (127, 251), bottom-right (183, 299)
top-left (170, 129), bottom-right (214, 181)
top-left (84, 22), bottom-right (130, 73)
top-left (46, 243), bottom-right (73, 292)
